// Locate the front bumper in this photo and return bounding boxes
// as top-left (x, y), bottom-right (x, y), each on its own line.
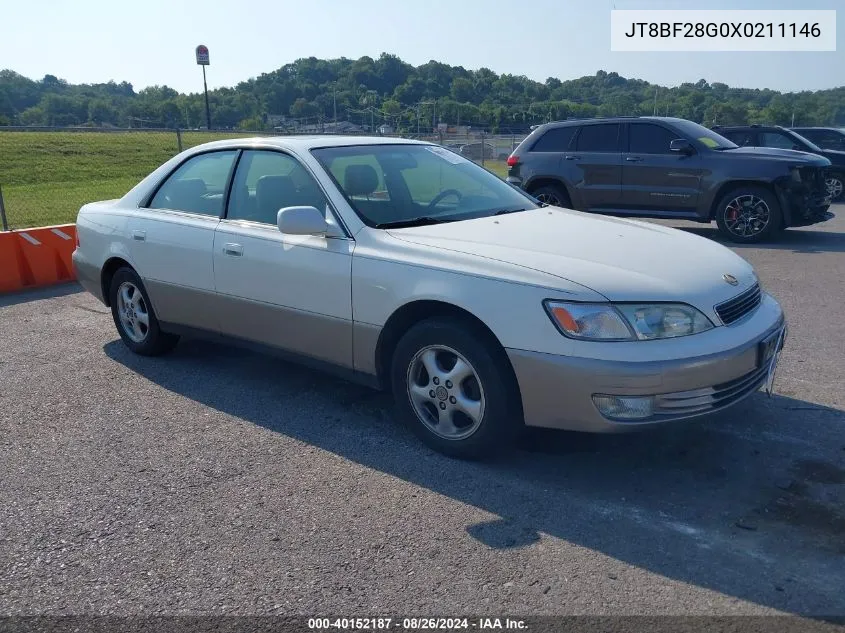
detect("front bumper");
top-left (507, 311), bottom-right (786, 433)
top-left (776, 178), bottom-right (834, 228)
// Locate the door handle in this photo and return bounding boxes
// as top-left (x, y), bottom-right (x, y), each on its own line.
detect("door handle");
top-left (132, 230), bottom-right (146, 241)
top-left (223, 243), bottom-right (243, 257)
top-left (626, 156), bottom-right (643, 162)
top-left (564, 155), bottom-right (581, 160)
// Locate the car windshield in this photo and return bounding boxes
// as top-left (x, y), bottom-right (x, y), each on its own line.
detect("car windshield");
top-left (672, 120), bottom-right (739, 150)
top-left (786, 130), bottom-right (824, 153)
top-left (311, 143), bottom-right (539, 228)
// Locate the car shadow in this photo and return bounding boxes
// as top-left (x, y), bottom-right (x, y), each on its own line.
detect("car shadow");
top-left (0, 282), bottom-right (82, 308)
top-left (676, 226), bottom-right (845, 254)
top-left (103, 337), bottom-right (845, 617)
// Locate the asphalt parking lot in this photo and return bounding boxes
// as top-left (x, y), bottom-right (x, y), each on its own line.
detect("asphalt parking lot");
top-left (1, 207), bottom-right (844, 617)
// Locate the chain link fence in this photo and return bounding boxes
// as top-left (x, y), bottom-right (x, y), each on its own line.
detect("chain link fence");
top-left (0, 127), bottom-right (526, 230)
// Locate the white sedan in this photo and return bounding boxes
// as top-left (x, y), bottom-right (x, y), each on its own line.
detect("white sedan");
top-left (73, 136), bottom-right (787, 459)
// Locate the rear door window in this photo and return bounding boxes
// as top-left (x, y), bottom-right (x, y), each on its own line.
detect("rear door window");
top-left (576, 124), bottom-right (620, 152)
top-left (148, 150), bottom-right (238, 216)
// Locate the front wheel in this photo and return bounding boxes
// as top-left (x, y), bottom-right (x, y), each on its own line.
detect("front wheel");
top-left (108, 267), bottom-right (179, 356)
top-left (390, 317), bottom-right (523, 460)
top-left (715, 186), bottom-right (783, 244)
top-left (826, 173), bottom-right (844, 201)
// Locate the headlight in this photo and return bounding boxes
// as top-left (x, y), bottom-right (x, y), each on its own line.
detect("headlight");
top-left (545, 301), bottom-right (713, 341)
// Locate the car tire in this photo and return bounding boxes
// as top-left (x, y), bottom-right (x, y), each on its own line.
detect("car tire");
top-left (715, 185), bottom-right (783, 244)
top-left (826, 172), bottom-right (844, 201)
top-left (530, 184), bottom-right (571, 209)
top-left (108, 267), bottom-right (179, 356)
top-left (390, 317), bottom-right (523, 460)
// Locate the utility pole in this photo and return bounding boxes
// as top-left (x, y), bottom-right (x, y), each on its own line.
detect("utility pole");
top-left (417, 102), bottom-right (421, 135)
top-left (432, 100), bottom-right (436, 132)
top-left (653, 86), bottom-right (658, 115)
top-left (791, 111), bottom-right (795, 126)
top-left (333, 84), bottom-right (337, 126)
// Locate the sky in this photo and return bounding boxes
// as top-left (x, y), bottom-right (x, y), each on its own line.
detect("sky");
top-left (0, 0), bottom-right (842, 95)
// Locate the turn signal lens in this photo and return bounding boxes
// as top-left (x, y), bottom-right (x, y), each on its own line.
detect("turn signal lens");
top-left (544, 301), bottom-right (634, 341)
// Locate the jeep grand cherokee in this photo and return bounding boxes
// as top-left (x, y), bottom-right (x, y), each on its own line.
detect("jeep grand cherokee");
top-left (506, 116), bottom-right (833, 243)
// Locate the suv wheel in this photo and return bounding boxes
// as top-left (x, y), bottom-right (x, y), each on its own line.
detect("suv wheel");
top-left (715, 186), bottom-right (782, 243)
top-left (531, 184), bottom-right (571, 209)
top-left (390, 317), bottom-right (523, 460)
top-left (826, 173), bottom-right (844, 201)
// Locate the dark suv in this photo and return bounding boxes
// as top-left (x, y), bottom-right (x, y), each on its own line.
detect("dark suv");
top-left (715, 124), bottom-right (845, 201)
top-left (791, 127), bottom-right (845, 152)
top-left (506, 116), bottom-right (833, 243)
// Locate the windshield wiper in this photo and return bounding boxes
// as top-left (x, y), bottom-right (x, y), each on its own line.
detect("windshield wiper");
top-left (375, 216), bottom-right (447, 229)
top-left (492, 207), bottom-right (530, 216)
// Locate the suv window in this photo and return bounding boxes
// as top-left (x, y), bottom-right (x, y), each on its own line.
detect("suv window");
top-left (149, 150), bottom-right (238, 216)
top-left (576, 124), bottom-right (620, 152)
top-left (228, 150), bottom-right (329, 224)
top-left (799, 129), bottom-right (844, 149)
top-left (628, 124), bottom-right (679, 154)
top-left (759, 131), bottom-right (800, 150)
top-left (720, 130), bottom-right (755, 147)
top-left (531, 126), bottom-right (576, 152)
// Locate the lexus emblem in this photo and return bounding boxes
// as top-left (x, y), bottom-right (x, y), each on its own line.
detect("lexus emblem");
top-left (723, 274), bottom-right (739, 286)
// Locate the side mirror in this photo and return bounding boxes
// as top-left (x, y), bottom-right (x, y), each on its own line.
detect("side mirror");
top-left (276, 206), bottom-right (328, 236)
top-left (669, 139), bottom-right (695, 155)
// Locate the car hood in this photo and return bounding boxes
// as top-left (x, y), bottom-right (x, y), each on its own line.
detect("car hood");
top-left (387, 208), bottom-right (757, 313)
top-left (724, 146), bottom-right (831, 166)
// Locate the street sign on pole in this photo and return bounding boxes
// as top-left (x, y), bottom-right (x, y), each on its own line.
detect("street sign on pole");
top-left (195, 45), bottom-right (211, 130)
top-left (195, 45), bottom-right (210, 65)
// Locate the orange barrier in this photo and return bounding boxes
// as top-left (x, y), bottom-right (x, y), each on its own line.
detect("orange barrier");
top-left (0, 224), bottom-right (78, 294)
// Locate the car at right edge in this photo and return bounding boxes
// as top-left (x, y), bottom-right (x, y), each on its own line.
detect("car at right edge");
top-left (506, 116), bottom-right (833, 243)
top-left (715, 124), bottom-right (845, 202)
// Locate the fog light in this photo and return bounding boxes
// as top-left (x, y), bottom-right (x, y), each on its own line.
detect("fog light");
top-left (592, 395), bottom-right (654, 421)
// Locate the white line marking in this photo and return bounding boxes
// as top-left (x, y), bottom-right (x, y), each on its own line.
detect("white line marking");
top-left (19, 233), bottom-right (41, 246)
top-left (51, 229), bottom-right (72, 240)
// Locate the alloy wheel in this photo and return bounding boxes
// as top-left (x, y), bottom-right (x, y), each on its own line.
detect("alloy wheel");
top-left (826, 176), bottom-right (843, 200)
top-left (535, 192), bottom-right (561, 206)
top-left (406, 345), bottom-right (486, 440)
top-left (116, 281), bottom-right (150, 343)
top-left (723, 194), bottom-right (771, 238)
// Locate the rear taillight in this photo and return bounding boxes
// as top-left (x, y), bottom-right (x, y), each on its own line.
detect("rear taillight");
top-left (506, 155), bottom-right (519, 167)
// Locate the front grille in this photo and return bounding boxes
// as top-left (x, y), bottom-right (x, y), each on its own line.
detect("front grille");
top-left (715, 283), bottom-right (762, 325)
top-left (799, 166), bottom-right (827, 194)
top-left (653, 363), bottom-right (769, 418)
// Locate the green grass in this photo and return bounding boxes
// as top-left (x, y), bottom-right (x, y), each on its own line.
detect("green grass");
top-left (0, 130), bottom-right (509, 229)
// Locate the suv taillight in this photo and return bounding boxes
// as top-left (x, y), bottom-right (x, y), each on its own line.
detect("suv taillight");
top-left (506, 155), bottom-right (519, 167)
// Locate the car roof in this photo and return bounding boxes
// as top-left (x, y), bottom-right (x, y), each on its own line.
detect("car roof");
top-left (539, 116), bottom-right (693, 129)
top-left (184, 135), bottom-right (432, 153)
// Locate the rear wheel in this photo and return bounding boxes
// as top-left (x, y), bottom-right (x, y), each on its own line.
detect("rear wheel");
top-left (715, 186), bottom-right (783, 243)
top-left (530, 184), bottom-right (571, 209)
top-left (390, 317), bottom-right (523, 460)
top-left (108, 267), bottom-right (179, 356)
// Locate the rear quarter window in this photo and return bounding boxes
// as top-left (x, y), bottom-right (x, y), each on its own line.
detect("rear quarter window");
top-left (530, 127), bottom-right (576, 152)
